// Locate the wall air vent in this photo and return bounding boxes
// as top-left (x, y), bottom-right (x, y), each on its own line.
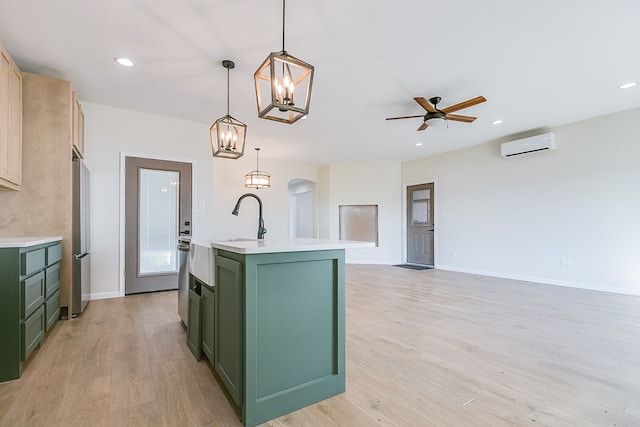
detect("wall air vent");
top-left (501, 132), bottom-right (556, 158)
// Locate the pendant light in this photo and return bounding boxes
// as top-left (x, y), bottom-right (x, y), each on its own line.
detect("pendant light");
top-left (254, 0), bottom-right (314, 124)
top-left (244, 148), bottom-right (271, 189)
top-left (211, 60), bottom-right (247, 159)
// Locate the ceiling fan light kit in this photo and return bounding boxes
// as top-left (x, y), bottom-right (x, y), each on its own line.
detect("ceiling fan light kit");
top-left (211, 60), bottom-right (247, 159)
top-left (254, 0), bottom-right (314, 124)
top-left (386, 95), bottom-right (486, 131)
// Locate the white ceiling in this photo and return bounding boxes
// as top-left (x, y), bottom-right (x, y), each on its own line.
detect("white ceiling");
top-left (1, 0), bottom-right (639, 166)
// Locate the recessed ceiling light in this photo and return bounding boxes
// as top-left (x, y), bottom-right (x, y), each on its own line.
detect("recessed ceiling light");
top-left (114, 57), bottom-right (135, 67)
top-left (618, 82), bottom-right (637, 89)
top-left (415, 142), bottom-right (423, 147)
top-left (491, 119), bottom-right (503, 125)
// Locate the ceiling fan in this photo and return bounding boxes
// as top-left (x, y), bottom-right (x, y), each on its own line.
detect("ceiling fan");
top-left (386, 95), bottom-right (486, 131)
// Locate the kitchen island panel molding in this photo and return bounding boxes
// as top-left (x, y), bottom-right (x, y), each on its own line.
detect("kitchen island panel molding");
top-left (253, 257), bottom-right (340, 397)
top-left (214, 253), bottom-right (244, 408)
top-left (215, 247), bottom-right (346, 427)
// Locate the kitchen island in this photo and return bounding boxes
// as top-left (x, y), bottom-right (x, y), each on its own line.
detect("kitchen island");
top-left (207, 238), bottom-right (371, 427)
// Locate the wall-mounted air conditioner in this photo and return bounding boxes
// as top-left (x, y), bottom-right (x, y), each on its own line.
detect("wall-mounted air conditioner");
top-left (501, 132), bottom-right (556, 158)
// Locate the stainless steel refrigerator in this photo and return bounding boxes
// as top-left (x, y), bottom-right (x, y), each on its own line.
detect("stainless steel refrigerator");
top-left (72, 155), bottom-right (90, 315)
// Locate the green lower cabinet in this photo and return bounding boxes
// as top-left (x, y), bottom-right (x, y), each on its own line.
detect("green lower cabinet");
top-left (214, 249), bottom-right (346, 427)
top-left (21, 271), bottom-right (45, 319)
top-left (22, 305), bottom-right (45, 361)
top-left (45, 289), bottom-right (61, 331)
top-left (214, 254), bottom-right (244, 408)
top-left (187, 288), bottom-right (202, 360)
top-left (21, 248), bottom-right (45, 276)
top-left (1, 241), bottom-right (62, 383)
top-left (45, 262), bottom-right (61, 298)
top-left (201, 284), bottom-right (215, 364)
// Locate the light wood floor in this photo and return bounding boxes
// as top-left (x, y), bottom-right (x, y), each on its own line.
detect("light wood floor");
top-left (1, 265), bottom-right (639, 426)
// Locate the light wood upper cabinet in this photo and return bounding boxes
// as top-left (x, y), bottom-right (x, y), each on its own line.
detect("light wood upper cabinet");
top-left (0, 41), bottom-right (22, 190)
top-left (71, 91), bottom-right (84, 158)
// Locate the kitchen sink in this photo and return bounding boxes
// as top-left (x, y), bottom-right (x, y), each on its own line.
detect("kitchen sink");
top-left (188, 238), bottom-right (255, 286)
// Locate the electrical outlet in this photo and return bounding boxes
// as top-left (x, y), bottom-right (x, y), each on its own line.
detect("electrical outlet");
top-left (196, 209), bottom-right (205, 218)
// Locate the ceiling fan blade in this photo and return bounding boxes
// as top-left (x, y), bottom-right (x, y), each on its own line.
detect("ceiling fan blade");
top-left (446, 114), bottom-right (477, 123)
top-left (442, 96), bottom-right (486, 114)
top-left (417, 122), bottom-right (428, 131)
top-left (414, 97), bottom-right (436, 112)
top-left (386, 115), bottom-right (425, 121)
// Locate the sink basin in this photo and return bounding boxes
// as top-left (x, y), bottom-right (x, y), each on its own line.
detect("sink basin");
top-left (188, 238), bottom-right (256, 286)
top-left (188, 241), bottom-right (213, 286)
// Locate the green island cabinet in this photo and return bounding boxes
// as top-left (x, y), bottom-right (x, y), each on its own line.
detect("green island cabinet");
top-left (186, 275), bottom-right (215, 364)
top-left (0, 237), bottom-right (62, 382)
top-left (186, 285), bottom-right (202, 359)
top-left (213, 244), bottom-right (348, 427)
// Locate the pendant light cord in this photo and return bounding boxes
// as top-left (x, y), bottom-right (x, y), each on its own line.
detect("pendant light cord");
top-left (226, 66), bottom-right (230, 116)
top-left (281, 0), bottom-right (286, 52)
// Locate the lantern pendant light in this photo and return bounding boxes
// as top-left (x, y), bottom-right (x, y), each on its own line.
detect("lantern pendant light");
top-left (244, 148), bottom-right (271, 189)
top-left (211, 60), bottom-right (247, 159)
top-left (254, 0), bottom-right (314, 124)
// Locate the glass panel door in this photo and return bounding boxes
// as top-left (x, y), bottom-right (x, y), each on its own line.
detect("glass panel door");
top-left (138, 168), bottom-right (179, 275)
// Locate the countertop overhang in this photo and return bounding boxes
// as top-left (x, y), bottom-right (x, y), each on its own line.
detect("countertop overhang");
top-left (210, 238), bottom-right (375, 255)
top-left (0, 237), bottom-right (63, 248)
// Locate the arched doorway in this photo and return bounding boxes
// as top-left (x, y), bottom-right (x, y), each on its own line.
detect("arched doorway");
top-left (288, 179), bottom-right (317, 238)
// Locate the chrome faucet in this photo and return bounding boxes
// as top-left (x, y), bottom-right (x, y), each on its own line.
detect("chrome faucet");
top-left (231, 193), bottom-right (267, 240)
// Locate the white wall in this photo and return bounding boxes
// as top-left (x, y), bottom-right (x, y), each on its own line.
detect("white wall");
top-left (83, 103), bottom-right (215, 299)
top-left (210, 156), bottom-right (319, 240)
top-left (85, 101), bottom-right (639, 298)
top-left (403, 107), bottom-right (640, 295)
top-left (83, 103), bottom-right (320, 299)
top-left (318, 166), bottom-right (331, 239)
top-left (326, 161), bottom-right (403, 264)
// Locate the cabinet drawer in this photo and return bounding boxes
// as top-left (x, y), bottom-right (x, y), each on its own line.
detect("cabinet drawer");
top-left (21, 248), bottom-right (45, 276)
top-left (22, 305), bottom-right (45, 361)
top-left (45, 290), bottom-right (61, 331)
top-left (47, 244), bottom-right (63, 265)
top-left (45, 262), bottom-right (61, 298)
top-left (21, 271), bottom-right (45, 319)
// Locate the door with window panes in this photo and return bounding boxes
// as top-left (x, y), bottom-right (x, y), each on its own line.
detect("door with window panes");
top-left (407, 183), bottom-right (434, 265)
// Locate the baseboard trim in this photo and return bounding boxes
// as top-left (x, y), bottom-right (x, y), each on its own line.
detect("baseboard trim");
top-left (435, 264), bottom-right (640, 297)
top-left (89, 291), bottom-right (121, 301)
top-left (346, 260), bottom-right (400, 265)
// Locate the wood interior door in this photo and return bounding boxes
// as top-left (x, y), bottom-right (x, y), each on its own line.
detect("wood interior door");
top-left (407, 183), bottom-right (434, 266)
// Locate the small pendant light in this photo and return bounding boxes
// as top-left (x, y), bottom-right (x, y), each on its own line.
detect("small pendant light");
top-left (211, 60), bottom-right (247, 159)
top-left (244, 148), bottom-right (271, 189)
top-left (254, 0), bottom-right (314, 124)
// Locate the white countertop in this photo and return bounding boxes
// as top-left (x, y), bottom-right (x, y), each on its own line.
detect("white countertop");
top-left (210, 238), bottom-right (375, 255)
top-left (0, 236), bottom-right (63, 248)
